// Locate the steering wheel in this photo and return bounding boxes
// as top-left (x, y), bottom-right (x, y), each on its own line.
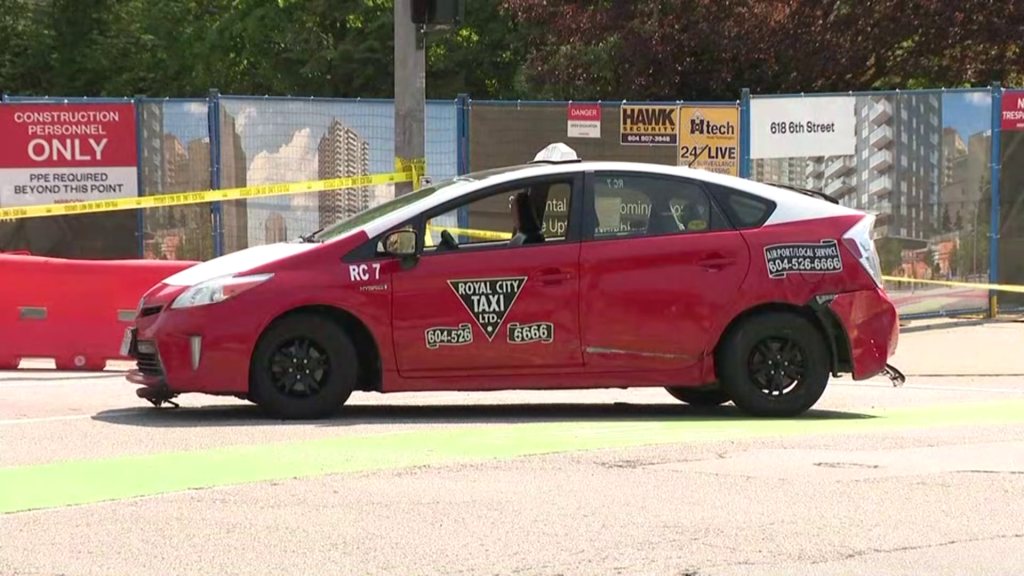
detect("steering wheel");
top-left (439, 229), bottom-right (459, 251)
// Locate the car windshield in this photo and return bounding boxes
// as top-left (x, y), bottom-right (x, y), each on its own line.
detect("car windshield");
top-left (307, 164), bottom-right (535, 242)
top-left (308, 179), bottom-right (461, 242)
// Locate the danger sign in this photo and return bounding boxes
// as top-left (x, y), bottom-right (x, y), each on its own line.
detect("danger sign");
top-left (0, 103), bottom-right (139, 209)
top-left (568, 103), bottom-right (601, 138)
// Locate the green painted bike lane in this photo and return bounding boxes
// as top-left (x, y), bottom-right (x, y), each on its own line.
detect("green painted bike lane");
top-left (4, 400), bottom-right (1024, 514)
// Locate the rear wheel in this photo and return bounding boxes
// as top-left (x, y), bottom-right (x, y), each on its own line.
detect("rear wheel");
top-left (716, 312), bottom-right (830, 417)
top-left (249, 313), bottom-right (357, 419)
top-left (664, 385), bottom-right (731, 406)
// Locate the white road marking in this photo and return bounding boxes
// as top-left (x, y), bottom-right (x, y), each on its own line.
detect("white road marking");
top-left (833, 382), bottom-right (1024, 394)
top-left (0, 414), bottom-right (93, 426)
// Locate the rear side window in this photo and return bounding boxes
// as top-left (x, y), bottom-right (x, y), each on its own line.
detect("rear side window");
top-left (711, 184), bottom-right (776, 229)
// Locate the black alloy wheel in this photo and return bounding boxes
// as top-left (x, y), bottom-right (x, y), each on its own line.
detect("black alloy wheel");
top-left (269, 338), bottom-right (330, 398)
top-left (717, 311), bottom-right (830, 417)
top-left (746, 336), bottom-right (806, 396)
top-left (250, 313), bottom-right (358, 419)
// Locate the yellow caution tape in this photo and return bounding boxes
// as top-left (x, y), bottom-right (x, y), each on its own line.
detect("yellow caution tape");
top-left (0, 169), bottom-right (417, 221)
top-left (882, 275), bottom-right (1024, 295)
top-left (426, 225), bottom-right (512, 241)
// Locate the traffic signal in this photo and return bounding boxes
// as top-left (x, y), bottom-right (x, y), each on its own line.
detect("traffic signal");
top-left (410, 0), bottom-right (465, 26)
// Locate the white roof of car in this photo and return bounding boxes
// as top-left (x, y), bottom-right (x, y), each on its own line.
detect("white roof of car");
top-left (360, 144), bottom-right (863, 239)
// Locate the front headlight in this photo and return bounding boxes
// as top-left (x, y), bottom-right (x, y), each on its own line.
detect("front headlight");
top-left (170, 273), bottom-right (275, 310)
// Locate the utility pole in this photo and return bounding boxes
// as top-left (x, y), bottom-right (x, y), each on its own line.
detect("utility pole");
top-left (394, 0), bottom-right (426, 197)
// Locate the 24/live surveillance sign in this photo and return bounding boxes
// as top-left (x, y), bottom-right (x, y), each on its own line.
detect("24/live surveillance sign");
top-left (750, 96), bottom-right (856, 159)
top-left (0, 103), bottom-right (139, 208)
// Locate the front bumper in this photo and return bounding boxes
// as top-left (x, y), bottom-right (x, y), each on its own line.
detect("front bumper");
top-left (829, 288), bottom-right (900, 381)
top-left (126, 298), bottom-right (263, 395)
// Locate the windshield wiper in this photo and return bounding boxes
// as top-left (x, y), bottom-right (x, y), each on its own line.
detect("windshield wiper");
top-left (297, 228), bottom-right (324, 243)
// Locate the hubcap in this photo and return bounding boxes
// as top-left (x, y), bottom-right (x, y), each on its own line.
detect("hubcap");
top-left (269, 338), bottom-right (329, 397)
top-left (747, 337), bottom-right (805, 396)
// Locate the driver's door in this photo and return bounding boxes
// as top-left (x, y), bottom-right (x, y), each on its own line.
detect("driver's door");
top-left (390, 173), bottom-right (585, 377)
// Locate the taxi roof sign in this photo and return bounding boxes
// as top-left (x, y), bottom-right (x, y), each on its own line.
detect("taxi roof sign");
top-left (529, 143), bottom-right (581, 164)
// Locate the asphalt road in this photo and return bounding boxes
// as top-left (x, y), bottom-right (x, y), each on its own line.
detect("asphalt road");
top-left (2, 317), bottom-right (1024, 575)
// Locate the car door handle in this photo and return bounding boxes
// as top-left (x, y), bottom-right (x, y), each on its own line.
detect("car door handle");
top-left (534, 267), bottom-right (573, 285)
top-left (698, 255), bottom-right (735, 271)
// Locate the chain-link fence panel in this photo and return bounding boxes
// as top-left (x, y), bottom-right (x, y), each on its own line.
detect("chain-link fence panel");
top-left (217, 96), bottom-right (457, 254)
top-left (138, 98), bottom-right (215, 261)
top-left (750, 89), bottom-right (993, 317)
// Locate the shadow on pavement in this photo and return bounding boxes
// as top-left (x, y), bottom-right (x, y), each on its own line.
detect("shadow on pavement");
top-left (90, 401), bottom-right (877, 429)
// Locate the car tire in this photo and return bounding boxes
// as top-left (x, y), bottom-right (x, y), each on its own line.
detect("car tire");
top-left (664, 385), bottom-right (731, 406)
top-left (716, 311), bottom-right (830, 417)
top-left (249, 313), bottom-right (357, 419)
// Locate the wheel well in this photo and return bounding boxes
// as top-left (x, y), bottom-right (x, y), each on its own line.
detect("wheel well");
top-left (256, 305), bottom-right (382, 392)
top-left (713, 302), bottom-right (853, 376)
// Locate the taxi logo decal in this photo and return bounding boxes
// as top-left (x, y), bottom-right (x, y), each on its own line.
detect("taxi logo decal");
top-left (448, 277), bottom-right (527, 341)
top-left (764, 239), bottom-right (843, 278)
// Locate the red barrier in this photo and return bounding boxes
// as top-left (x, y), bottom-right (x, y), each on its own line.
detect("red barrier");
top-left (0, 254), bottom-right (197, 370)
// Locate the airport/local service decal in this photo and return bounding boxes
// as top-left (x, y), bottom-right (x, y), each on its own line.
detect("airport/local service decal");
top-left (764, 239), bottom-right (843, 278)
top-left (425, 323), bottom-right (473, 349)
top-left (507, 321), bottom-right (554, 344)
top-left (448, 277), bottom-right (527, 341)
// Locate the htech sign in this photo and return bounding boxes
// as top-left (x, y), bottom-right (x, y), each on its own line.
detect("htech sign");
top-left (448, 277), bottom-right (527, 340)
top-left (620, 105), bottom-right (678, 146)
top-left (678, 106), bottom-right (740, 176)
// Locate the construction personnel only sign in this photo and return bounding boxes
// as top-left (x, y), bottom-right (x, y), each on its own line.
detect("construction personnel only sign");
top-left (0, 103), bottom-right (139, 208)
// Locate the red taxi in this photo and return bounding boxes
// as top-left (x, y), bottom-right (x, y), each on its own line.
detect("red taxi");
top-left (125, 144), bottom-right (903, 419)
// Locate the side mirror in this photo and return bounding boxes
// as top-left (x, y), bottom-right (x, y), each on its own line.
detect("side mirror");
top-left (383, 229), bottom-right (418, 259)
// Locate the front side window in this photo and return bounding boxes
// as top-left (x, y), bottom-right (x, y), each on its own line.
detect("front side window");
top-left (590, 173), bottom-right (719, 239)
top-left (422, 177), bottom-right (574, 253)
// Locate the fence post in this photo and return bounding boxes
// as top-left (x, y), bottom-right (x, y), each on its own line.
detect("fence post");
top-left (207, 89), bottom-right (223, 258)
top-left (456, 93), bottom-right (469, 176)
top-left (740, 88), bottom-right (751, 179)
top-left (456, 94), bottom-right (470, 233)
top-left (988, 82), bottom-right (1002, 318)
top-left (133, 95), bottom-right (146, 258)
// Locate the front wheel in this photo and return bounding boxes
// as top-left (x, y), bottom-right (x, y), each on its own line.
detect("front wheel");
top-left (716, 312), bottom-right (830, 417)
top-left (249, 313), bottom-right (357, 419)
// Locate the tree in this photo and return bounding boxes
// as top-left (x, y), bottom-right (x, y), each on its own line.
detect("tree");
top-left (876, 237), bottom-right (904, 276)
top-left (500, 0), bottom-right (1024, 100)
top-left (941, 209), bottom-right (953, 234)
top-left (923, 248), bottom-right (935, 278)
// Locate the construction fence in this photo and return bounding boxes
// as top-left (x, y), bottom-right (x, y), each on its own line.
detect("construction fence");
top-left (2, 85), bottom-right (1023, 319)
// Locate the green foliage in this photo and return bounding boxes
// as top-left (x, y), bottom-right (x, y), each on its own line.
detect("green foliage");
top-left (0, 0), bottom-right (1021, 100)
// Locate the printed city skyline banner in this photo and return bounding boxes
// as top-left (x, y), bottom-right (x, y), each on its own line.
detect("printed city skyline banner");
top-left (1002, 90), bottom-right (1024, 131)
top-left (0, 103), bottom-right (139, 208)
top-left (677, 105), bottom-right (740, 176)
top-left (750, 96), bottom-right (856, 159)
top-left (620, 104), bottom-right (678, 146)
top-left (567, 103), bottom-right (601, 138)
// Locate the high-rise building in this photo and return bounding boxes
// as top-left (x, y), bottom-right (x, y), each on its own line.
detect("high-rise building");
top-left (941, 127), bottom-right (967, 186)
top-left (317, 119), bottom-right (371, 229)
top-left (139, 102), bottom-right (164, 196)
top-left (219, 111), bottom-right (249, 254)
top-left (802, 94), bottom-right (941, 242)
top-left (752, 158), bottom-right (809, 189)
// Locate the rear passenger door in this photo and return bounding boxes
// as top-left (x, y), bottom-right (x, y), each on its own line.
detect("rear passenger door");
top-left (578, 171), bottom-right (751, 372)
